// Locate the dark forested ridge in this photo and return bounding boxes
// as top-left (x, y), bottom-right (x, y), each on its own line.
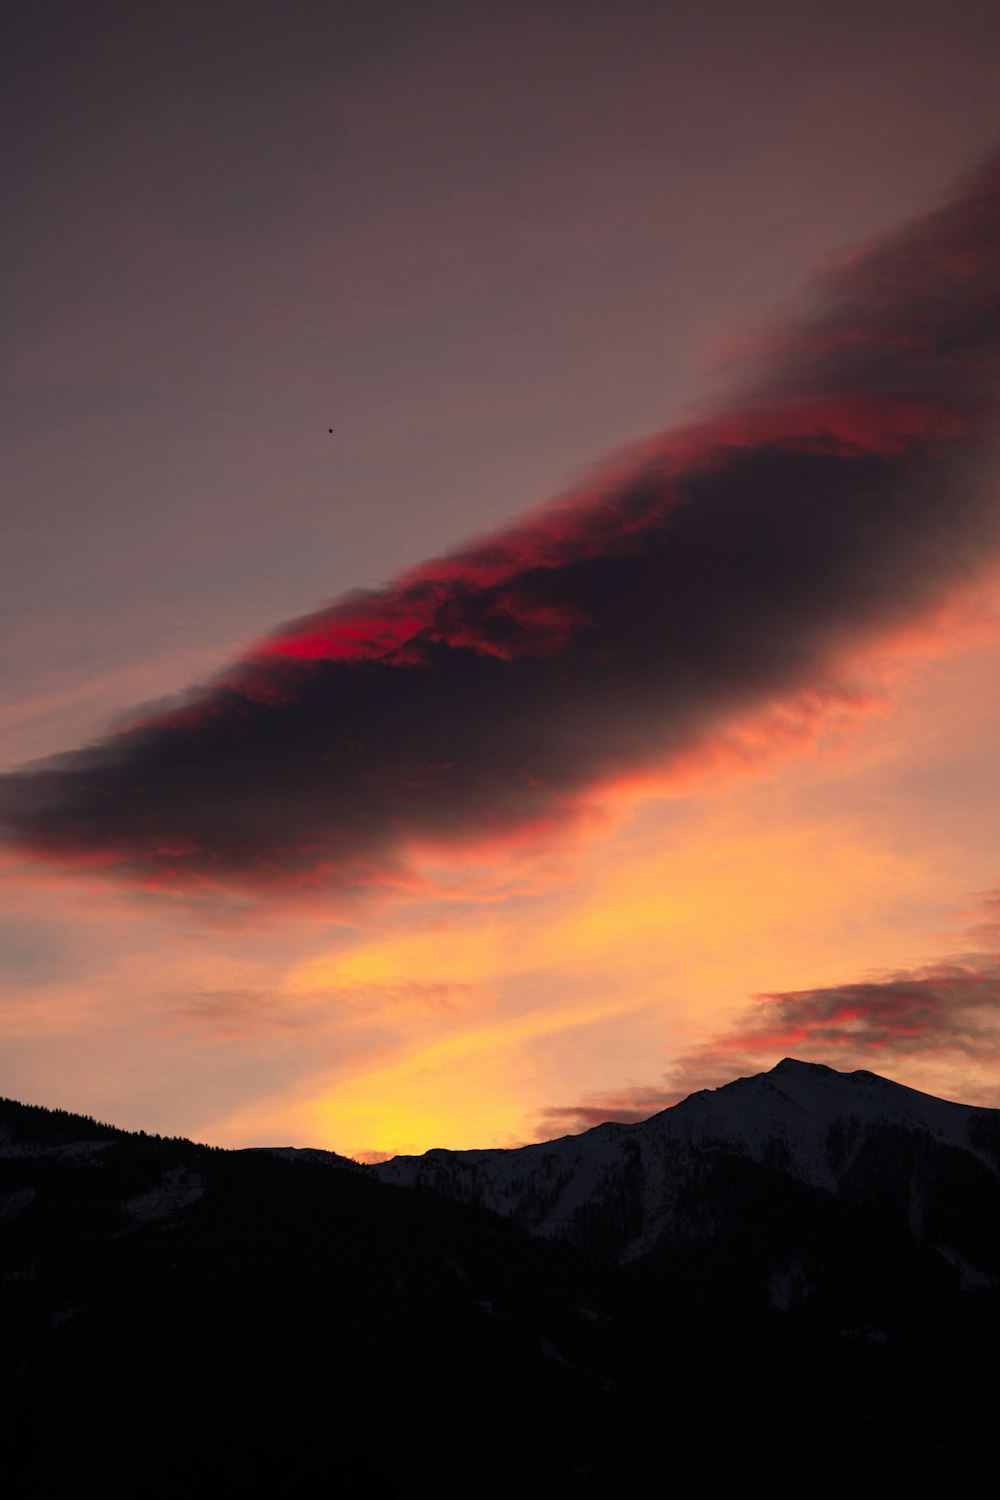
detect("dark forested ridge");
top-left (2, 1067), bottom-right (999, 1497)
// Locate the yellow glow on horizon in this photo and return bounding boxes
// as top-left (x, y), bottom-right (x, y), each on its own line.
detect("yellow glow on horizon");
top-left (209, 991), bottom-right (635, 1158)
top-left (237, 804), bottom-right (949, 1159)
top-left (315, 994), bottom-right (637, 1155)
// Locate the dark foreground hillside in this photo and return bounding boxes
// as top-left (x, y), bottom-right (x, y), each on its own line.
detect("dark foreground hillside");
top-left (1, 1081), bottom-right (998, 1497)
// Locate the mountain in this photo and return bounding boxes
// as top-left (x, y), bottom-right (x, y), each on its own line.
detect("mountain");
top-left (373, 1058), bottom-right (1000, 1267)
top-left (0, 1097), bottom-right (631, 1498)
top-left (3, 1064), bottom-right (1000, 1496)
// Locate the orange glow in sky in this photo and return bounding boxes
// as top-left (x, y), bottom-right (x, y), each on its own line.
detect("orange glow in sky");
top-left (191, 619), bottom-right (1000, 1156)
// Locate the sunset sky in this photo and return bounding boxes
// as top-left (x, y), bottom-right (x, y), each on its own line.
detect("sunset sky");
top-left (5, 0), bottom-right (1000, 1159)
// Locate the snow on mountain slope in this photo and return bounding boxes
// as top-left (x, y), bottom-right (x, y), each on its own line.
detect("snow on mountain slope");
top-left (371, 1059), bottom-right (1000, 1259)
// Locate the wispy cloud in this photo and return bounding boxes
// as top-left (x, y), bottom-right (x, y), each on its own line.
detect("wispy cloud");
top-left (165, 978), bottom-right (482, 1040)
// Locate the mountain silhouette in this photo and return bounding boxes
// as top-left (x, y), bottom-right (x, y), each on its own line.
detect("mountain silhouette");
top-left (2, 1061), bottom-right (998, 1496)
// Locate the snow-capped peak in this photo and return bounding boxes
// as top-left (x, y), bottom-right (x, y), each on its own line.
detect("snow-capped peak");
top-left (371, 1059), bottom-right (998, 1260)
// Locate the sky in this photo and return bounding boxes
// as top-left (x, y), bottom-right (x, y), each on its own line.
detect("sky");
top-left (5, 0), bottom-right (1000, 1157)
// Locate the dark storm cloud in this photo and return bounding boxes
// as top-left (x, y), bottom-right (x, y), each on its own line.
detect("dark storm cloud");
top-left (4, 154), bottom-right (1000, 892)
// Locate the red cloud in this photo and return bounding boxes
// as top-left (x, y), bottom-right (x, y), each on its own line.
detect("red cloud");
top-left (4, 153), bottom-right (1000, 893)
